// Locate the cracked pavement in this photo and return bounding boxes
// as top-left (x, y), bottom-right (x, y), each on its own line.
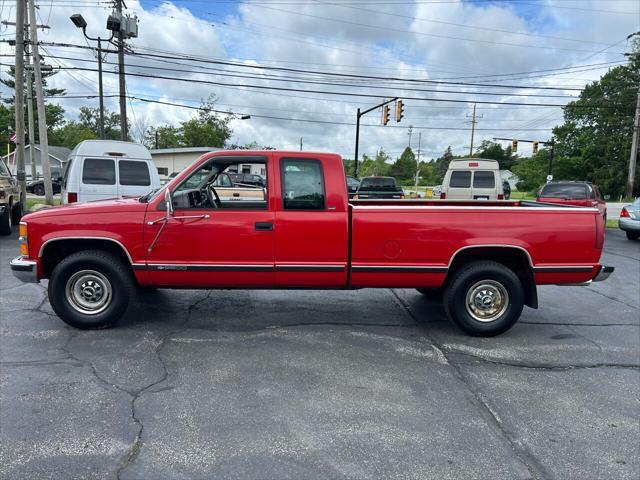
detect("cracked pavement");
top-left (1, 229), bottom-right (638, 480)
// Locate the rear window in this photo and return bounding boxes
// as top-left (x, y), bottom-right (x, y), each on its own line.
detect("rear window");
top-left (360, 177), bottom-right (397, 189)
top-left (473, 171), bottom-right (495, 188)
top-left (540, 183), bottom-right (587, 199)
top-left (82, 158), bottom-right (115, 185)
top-left (282, 158), bottom-right (325, 210)
top-left (119, 160), bottom-right (151, 186)
top-left (450, 171), bottom-right (471, 188)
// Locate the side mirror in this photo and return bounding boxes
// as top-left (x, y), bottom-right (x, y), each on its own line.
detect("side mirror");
top-left (164, 188), bottom-right (174, 216)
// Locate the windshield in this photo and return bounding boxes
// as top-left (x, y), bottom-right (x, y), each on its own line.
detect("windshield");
top-left (539, 183), bottom-right (588, 199)
top-left (360, 177), bottom-right (397, 189)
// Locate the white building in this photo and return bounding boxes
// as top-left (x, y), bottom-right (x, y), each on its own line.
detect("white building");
top-left (149, 147), bottom-right (265, 180)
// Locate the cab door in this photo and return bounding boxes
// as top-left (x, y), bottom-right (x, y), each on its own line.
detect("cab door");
top-left (273, 154), bottom-right (348, 288)
top-left (143, 156), bottom-right (275, 288)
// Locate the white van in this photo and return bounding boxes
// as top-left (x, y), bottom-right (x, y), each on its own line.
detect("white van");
top-left (61, 140), bottom-right (161, 204)
top-left (441, 158), bottom-right (504, 200)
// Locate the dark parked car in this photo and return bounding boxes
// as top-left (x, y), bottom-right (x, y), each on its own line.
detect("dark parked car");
top-left (537, 181), bottom-right (606, 221)
top-left (27, 177), bottom-right (62, 196)
top-left (354, 176), bottom-right (404, 199)
top-left (229, 173), bottom-right (265, 188)
top-left (619, 197), bottom-right (640, 240)
top-left (346, 175), bottom-right (360, 198)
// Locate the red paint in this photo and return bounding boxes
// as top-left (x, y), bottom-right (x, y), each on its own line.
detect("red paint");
top-left (21, 150), bottom-right (607, 292)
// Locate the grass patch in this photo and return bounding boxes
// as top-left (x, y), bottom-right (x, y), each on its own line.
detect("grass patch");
top-left (606, 219), bottom-right (619, 229)
top-left (26, 197), bottom-right (60, 212)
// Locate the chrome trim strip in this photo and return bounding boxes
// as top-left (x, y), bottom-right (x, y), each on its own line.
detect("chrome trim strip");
top-left (352, 265), bottom-right (448, 273)
top-left (38, 237), bottom-right (134, 263)
top-left (10, 256), bottom-right (39, 283)
top-left (533, 266), bottom-right (594, 273)
top-left (146, 264), bottom-right (273, 272)
top-left (275, 265), bottom-right (345, 272)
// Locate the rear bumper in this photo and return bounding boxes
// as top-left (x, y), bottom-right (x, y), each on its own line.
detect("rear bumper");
top-left (619, 218), bottom-right (640, 232)
top-left (593, 265), bottom-right (614, 282)
top-left (10, 256), bottom-right (39, 283)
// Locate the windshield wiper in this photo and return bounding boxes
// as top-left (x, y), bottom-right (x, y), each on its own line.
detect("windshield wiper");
top-left (139, 187), bottom-right (161, 203)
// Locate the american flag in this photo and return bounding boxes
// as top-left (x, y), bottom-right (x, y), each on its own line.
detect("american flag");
top-left (10, 132), bottom-right (16, 143)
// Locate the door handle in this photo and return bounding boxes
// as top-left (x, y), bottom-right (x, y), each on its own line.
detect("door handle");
top-left (255, 221), bottom-right (273, 231)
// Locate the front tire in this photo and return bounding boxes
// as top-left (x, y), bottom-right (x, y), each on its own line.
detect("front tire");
top-left (33, 184), bottom-right (44, 196)
top-left (48, 250), bottom-right (134, 329)
top-left (443, 261), bottom-right (524, 337)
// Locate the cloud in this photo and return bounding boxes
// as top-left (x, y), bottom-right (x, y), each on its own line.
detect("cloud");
top-left (1, 0), bottom-right (636, 160)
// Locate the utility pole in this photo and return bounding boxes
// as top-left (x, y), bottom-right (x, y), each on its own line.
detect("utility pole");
top-left (116, 0), bottom-right (127, 141)
top-left (626, 84), bottom-right (639, 198)
top-left (300, 137), bottom-right (303, 151)
top-left (24, 7), bottom-right (36, 181)
top-left (414, 132), bottom-right (421, 194)
top-left (466, 103), bottom-right (482, 157)
top-left (407, 125), bottom-right (413, 148)
top-left (27, 0), bottom-right (53, 204)
top-left (13, 0), bottom-right (26, 211)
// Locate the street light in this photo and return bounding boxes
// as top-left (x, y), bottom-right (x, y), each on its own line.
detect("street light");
top-left (70, 14), bottom-right (113, 139)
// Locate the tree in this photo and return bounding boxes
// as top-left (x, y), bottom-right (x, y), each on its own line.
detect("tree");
top-left (475, 140), bottom-right (515, 169)
top-left (48, 122), bottom-right (98, 150)
top-left (390, 147), bottom-right (416, 183)
top-left (552, 53), bottom-right (639, 197)
top-left (180, 95), bottom-right (232, 148)
top-left (417, 161), bottom-right (438, 185)
top-left (435, 146), bottom-right (454, 182)
top-left (1, 63), bottom-right (66, 143)
top-left (77, 107), bottom-right (126, 141)
top-left (143, 124), bottom-right (181, 149)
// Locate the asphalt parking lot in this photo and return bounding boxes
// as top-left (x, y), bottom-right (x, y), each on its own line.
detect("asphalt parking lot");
top-left (1, 228), bottom-right (638, 480)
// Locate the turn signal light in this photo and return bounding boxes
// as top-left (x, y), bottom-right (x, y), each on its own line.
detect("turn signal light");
top-left (620, 207), bottom-right (630, 218)
top-left (67, 192), bottom-right (78, 203)
top-left (19, 223), bottom-right (28, 256)
top-left (497, 194), bottom-right (504, 200)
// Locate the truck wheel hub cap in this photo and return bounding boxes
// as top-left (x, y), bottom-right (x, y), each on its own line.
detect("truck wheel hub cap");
top-left (66, 270), bottom-right (112, 315)
top-left (465, 280), bottom-right (509, 322)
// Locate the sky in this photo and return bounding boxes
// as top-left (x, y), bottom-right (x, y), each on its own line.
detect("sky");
top-left (1, 0), bottom-right (639, 161)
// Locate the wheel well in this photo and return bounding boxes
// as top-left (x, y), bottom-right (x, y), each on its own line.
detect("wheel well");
top-left (447, 247), bottom-right (538, 309)
top-left (40, 239), bottom-right (132, 279)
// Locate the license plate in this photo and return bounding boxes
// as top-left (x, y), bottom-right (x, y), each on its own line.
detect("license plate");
top-left (474, 196), bottom-right (490, 200)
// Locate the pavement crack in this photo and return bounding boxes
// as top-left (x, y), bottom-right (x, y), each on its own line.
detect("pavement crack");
top-left (389, 288), bottom-right (548, 480)
top-left (582, 286), bottom-right (638, 310)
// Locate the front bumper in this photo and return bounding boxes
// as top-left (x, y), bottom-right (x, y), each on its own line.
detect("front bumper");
top-left (10, 256), bottom-right (39, 283)
top-left (593, 265), bottom-right (614, 282)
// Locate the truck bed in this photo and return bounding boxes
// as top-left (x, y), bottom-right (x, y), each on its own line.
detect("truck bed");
top-left (348, 199), bottom-right (604, 288)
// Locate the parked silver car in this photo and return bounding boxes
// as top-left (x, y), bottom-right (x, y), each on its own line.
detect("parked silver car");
top-left (619, 197), bottom-right (640, 240)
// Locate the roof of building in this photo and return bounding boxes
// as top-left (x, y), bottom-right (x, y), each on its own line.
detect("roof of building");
top-left (149, 147), bottom-right (223, 155)
top-left (1, 144), bottom-right (71, 164)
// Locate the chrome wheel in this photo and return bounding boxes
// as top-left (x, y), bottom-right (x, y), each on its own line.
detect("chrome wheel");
top-left (65, 270), bottom-right (112, 315)
top-left (465, 280), bottom-right (509, 323)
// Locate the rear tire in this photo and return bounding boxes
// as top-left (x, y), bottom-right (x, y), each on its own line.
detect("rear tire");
top-left (48, 250), bottom-right (134, 329)
top-left (0, 203), bottom-right (12, 235)
top-left (33, 184), bottom-right (44, 196)
top-left (443, 260), bottom-right (524, 337)
top-left (626, 231), bottom-right (640, 241)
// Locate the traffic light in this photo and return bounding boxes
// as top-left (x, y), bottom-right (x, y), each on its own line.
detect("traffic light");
top-left (512, 139), bottom-right (518, 153)
top-left (395, 99), bottom-right (404, 123)
top-left (532, 141), bottom-right (539, 154)
top-left (383, 105), bottom-right (390, 125)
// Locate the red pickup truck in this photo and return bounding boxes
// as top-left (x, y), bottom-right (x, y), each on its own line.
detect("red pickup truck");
top-left (10, 150), bottom-right (613, 336)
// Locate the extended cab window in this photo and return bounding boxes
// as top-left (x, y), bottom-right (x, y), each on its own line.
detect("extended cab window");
top-left (82, 158), bottom-right (115, 185)
top-left (282, 159), bottom-right (325, 210)
top-left (473, 171), bottom-right (495, 188)
top-left (119, 160), bottom-right (151, 186)
top-left (450, 171), bottom-right (471, 188)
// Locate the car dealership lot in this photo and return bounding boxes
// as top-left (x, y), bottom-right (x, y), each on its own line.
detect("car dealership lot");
top-left (1, 230), bottom-right (638, 480)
